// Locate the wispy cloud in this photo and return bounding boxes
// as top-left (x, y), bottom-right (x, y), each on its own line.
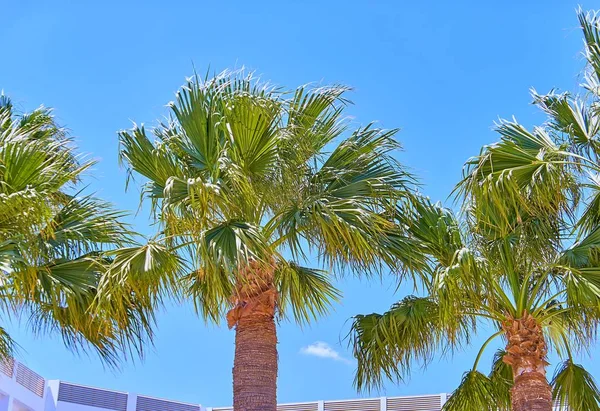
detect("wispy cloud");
top-left (300, 341), bottom-right (352, 364)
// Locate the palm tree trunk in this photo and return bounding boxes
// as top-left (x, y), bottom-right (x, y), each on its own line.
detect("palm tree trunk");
top-left (511, 372), bottom-right (552, 411)
top-left (228, 260), bottom-right (279, 411)
top-left (233, 309), bottom-right (278, 411)
top-left (502, 312), bottom-right (552, 411)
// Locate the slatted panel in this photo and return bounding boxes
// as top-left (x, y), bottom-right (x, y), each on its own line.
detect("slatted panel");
top-left (212, 404), bottom-right (319, 411)
top-left (136, 395), bottom-right (200, 411)
top-left (0, 358), bottom-right (13, 377)
top-left (325, 398), bottom-right (381, 411)
top-left (58, 382), bottom-right (128, 410)
top-left (387, 394), bottom-right (442, 411)
top-left (15, 363), bottom-right (44, 397)
top-left (278, 402), bottom-right (319, 411)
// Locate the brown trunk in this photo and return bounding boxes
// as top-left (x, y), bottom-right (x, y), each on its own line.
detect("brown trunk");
top-left (228, 259), bottom-right (278, 411)
top-left (233, 307), bottom-right (278, 411)
top-left (511, 373), bottom-right (553, 411)
top-left (502, 312), bottom-right (552, 411)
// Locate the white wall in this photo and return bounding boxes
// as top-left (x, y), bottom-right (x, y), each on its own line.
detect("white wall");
top-left (0, 368), bottom-right (44, 411)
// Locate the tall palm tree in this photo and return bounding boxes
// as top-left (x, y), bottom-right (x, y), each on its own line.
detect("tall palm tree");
top-left (118, 71), bottom-right (421, 410)
top-left (0, 95), bottom-right (162, 365)
top-left (349, 10), bottom-right (600, 411)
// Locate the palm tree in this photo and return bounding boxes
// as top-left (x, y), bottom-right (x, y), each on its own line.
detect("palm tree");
top-left (349, 10), bottom-right (600, 411)
top-left (0, 94), bottom-right (162, 365)
top-left (118, 71), bottom-right (421, 410)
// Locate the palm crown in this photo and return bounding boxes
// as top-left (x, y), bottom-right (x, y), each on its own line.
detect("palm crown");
top-left (119, 70), bottom-right (419, 325)
top-left (0, 95), bottom-right (155, 365)
top-left (119, 70), bottom-right (421, 410)
top-left (350, 10), bottom-right (600, 411)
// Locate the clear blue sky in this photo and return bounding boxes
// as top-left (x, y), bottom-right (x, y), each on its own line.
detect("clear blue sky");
top-left (1, 0), bottom-right (599, 407)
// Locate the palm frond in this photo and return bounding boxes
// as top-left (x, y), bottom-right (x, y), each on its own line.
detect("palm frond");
top-left (167, 73), bottom-right (227, 174)
top-left (576, 174), bottom-right (600, 235)
top-left (532, 90), bottom-right (600, 156)
top-left (273, 125), bottom-right (416, 275)
top-left (406, 197), bottom-right (465, 268)
top-left (0, 94), bottom-right (155, 366)
top-left (224, 86), bottom-right (282, 177)
top-left (99, 242), bottom-right (184, 309)
top-left (488, 350), bottom-right (513, 410)
top-left (580, 9), bottom-right (600, 95)
top-left (201, 220), bottom-right (270, 273)
top-left (349, 296), bottom-right (444, 391)
top-left (185, 265), bottom-right (233, 324)
top-left (119, 125), bottom-right (185, 201)
top-left (122, 70), bottom-right (418, 330)
top-left (458, 120), bottom-right (576, 238)
top-left (39, 194), bottom-right (132, 258)
top-left (282, 84), bottom-right (350, 167)
top-left (0, 326), bottom-right (16, 360)
top-left (443, 370), bottom-right (507, 411)
top-left (552, 360), bottom-right (600, 411)
top-left (275, 262), bottom-right (340, 325)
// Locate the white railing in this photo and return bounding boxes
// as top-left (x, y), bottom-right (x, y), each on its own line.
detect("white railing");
top-left (136, 394), bottom-right (201, 411)
top-left (15, 362), bottom-right (45, 397)
top-left (0, 357), bottom-right (14, 377)
top-left (208, 393), bottom-right (447, 411)
top-left (1, 359), bottom-right (454, 411)
top-left (57, 381), bottom-right (128, 410)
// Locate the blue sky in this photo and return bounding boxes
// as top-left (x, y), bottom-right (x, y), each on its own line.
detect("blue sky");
top-left (1, 0), bottom-right (599, 407)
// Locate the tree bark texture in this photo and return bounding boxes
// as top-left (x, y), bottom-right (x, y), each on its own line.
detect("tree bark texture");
top-left (502, 312), bottom-right (553, 411)
top-left (228, 260), bottom-right (278, 411)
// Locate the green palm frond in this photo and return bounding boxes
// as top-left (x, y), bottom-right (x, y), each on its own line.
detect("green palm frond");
top-left (406, 197), bottom-right (465, 268)
top-left (29, 293), bottom-right (147, 367)
top-left (559, 265), bottom-right (600, 316)
top-left (0, 124), bottom-right (87, 195)
top-left (561, 225), bottom-right (600, 267)
top-left (283, 85), bottom-right (350, 167)
top-left (552, 360), bottom-right (600, 411)
top-left (99, 242), bottom-right (184, 309)
top-left (225, 89), bottom-right (281, 177)
top-left (443, 370), bottom-right (507, 411)
top-left (201, 220), bottom-right (271, 273)
top-left (577, 175), bottom-right (600, 235)
top-left (318, 125), bottom-right (412, 200)
top-left (350, 9), bottom-right (600, 405)
top-left (350, 296), bottom-right (447, 391)
top-left (0, 326), bottom-right (16, 360)
top-left (186, 265), bottom-right (233, 324)
top-left (122, 68), bottom-right (419, 333)
top-left (580, 9), bottom-right (600, 94)
top-left (0, 94), bottom-right (158, 366)
top-left (40, 194), bottom-right (132, 257)
top-left (406, 197), bottom-right (488, 316)
top-left (272, 125), bottom-right (415, 274)
top-left (119, 125), bottom-right (185, 201)
top-left (488, 350), bottom-right (513, 409)
top-left (275, 262), bottom-right (340, 325)
top-left (532, 90), bottom-right (600, 156)
top-left (24, 253), bottom-right (155, 366)
top-left (167, 74), bottom-right (228, 174)
top-left (459, 120), bottom-right (576, 234)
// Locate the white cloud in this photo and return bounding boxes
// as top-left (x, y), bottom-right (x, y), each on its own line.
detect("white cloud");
top-left (300, 341), bottom-right (351, 364)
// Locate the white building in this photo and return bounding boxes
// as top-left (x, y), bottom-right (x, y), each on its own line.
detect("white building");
top-left (0, 358), bottom-right (451, 411)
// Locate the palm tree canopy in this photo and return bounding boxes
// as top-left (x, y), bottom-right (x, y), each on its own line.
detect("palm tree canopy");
top-left (119, 70), bottom-right (423, 325)
top-left (350, 9), bottom-right (600, 411)
top-left (0, 95), bottom-right (159, 366)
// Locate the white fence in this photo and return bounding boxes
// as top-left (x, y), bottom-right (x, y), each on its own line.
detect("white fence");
top-left (0, 359), bottom-right (457, 411)
top-left (1, 358), bottom-right (45, 397)
top-left (208, 394), bottom-right (447, 411)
